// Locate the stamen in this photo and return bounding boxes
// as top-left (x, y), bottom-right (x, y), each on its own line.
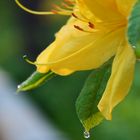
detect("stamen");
top-left (72, 13), bottom-right (88, 22)
top-left (51, 10), bottom-right (58, 14)
top-left (23, 55), bottom-right (35, 65)
top-left (23, 55), bottom-right (49, 66)
top-left (15, 0), bottom-right (72, 16)
top-left (51, 4), bottom-right (73, 14)
top-left (52, 4), bottom-right (60, 10)
top-left (74, 25), bottom-right (95, 33)
top-left (72, 13), bottom-right (95, 33)
top-left (61, 2), bottom-right (73, 9)
top-left (64, 0), bottom-right (75, 5)
top-left (88, 22), bottom-right (95, 29)
top-left (71, 13), bottom-right (78, 18)
top-left (74, 25), bottom-right (84, 31)
top-left (15, 0), bottom-right (54, 15)
top-left (72, 13), bottom-right (95, 29)
top-left (52, 4), bottom-right (64, 11)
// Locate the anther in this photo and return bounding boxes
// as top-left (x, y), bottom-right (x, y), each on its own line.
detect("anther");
top-left (61, 2), bottom-right (73, 9)
top-left (51, 1), bottom-right (74, 15)
top-left (72, 13), bottom-right (87, 22)
top-left (72, 13), bottom-right (94, 28)
top-left (72, 13), bottom-right (78, 18)
top-left (51, 3), bottom-right (73, 14)
top-left (52, 4), bottom-right (62, 11)
top-left (64, 0), bottom-right (75, 5)
top-left (74, 25), bottom-right (84, 31)
top-left (74, 25), bottom-right (95, 33)
top-left (51, 10), bottom-right (59, 14)
top-left (72, 13), bottom-right (95, 32)
top-left (88, 22), bottom-right (95, 29)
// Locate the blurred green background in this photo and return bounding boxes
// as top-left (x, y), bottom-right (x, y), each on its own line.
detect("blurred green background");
top-left (0, 0), bottom-right (140, 140)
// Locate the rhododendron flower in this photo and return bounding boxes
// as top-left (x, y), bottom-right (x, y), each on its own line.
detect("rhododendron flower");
top-left (16, 0), bottom-right (137, 120)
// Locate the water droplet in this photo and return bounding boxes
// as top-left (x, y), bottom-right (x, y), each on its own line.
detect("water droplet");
top-left (17, 85), bottom-right (21, 89)
top-left (132, 46), bottom-right (136, 49)
top-left (84, 131), bottom-right (90, 139)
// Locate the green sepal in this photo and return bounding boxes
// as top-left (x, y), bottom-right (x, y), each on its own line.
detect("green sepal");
top-left (17, 71), bottom-right (56, 92)
top-left (76, 63), bottom-right (111, 132)
top-left (127, 0), bottom-right (140, 58)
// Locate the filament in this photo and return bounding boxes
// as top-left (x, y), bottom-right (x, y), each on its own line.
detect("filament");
top-left (74, 25), bottom-right (96, 33)
top-left (15, 0), bottom-right (72, 16)
top-left (72, 12), bottom-right (95, 32)
top-left (23, 55), bottom-right (49, 66)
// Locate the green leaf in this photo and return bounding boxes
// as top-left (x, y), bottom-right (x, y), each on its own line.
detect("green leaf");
top-left (127, 0), bottom-right (140, 58)
top-left (17, 71), bottom-right (56, 92)
top-left (76, 63), bottom-right (111, 132)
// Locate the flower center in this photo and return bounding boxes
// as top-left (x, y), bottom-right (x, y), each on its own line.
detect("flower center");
top-left (71, 13), bottom-right (96, 33)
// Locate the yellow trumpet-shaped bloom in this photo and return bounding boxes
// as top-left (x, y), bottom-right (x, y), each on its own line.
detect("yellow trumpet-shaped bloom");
top-left (17, 0), bottom-right (137, 120)
top-left (36, 0), bottom-right (137, 119)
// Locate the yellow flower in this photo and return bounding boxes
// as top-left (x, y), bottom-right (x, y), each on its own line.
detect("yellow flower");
top-left (16, 0), bottom-right (137, 120)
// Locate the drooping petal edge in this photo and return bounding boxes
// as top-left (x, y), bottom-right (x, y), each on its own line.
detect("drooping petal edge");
top-left (98, 42), bottom-right (136, 120)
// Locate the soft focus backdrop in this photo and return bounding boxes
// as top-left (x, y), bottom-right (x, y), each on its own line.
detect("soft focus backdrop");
top-left (0, 0), bottom-right (140, 140)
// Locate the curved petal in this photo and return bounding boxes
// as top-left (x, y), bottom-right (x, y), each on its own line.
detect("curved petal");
top-left (75, 0), bottom-right (98, 22)
top-left (36, 23), bottom-right (125, 75)
top-left (98, 42), bottom-right (136, 120)
top-left (116, 0), bottom-right (137, 17)
top-left (36, 17), bottom-right (104, 74)
top-left (78, 0), bottom-right (123, 21)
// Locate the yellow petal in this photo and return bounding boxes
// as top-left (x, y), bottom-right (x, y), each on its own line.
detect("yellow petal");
top-left (98, 42), bottom-right (136, 120)
top-left (116, 0), bottom-right (137, 17)
top-left (78, 0), bottom-right (123, 21)
top-left (35, 17), bottom-right (79, 74)
top-left (76, 0), bottom-right (97, 22)
top-left (36, 24), bottom-right (125, 75)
